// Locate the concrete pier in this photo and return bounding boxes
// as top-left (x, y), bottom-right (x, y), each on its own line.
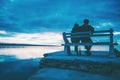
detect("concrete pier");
top-left (29, 51), bottom-right (120, 80)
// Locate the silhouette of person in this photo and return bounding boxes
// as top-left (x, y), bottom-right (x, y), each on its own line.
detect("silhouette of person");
top-left (114, 48), bottom-right (120, 57)
top-left (80, 19), bottom-right (94, 56)
top-left (71, 23), bottom-right (80, 55)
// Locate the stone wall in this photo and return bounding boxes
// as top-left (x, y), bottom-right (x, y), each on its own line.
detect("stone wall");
top-left (39, 57), bottom-right (120, 77)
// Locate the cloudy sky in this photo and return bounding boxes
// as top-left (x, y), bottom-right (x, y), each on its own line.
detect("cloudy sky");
top-left (0, 0), bottom-right (120, 45)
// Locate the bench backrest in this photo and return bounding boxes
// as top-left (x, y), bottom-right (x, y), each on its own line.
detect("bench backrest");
top-left (63, 28), bottom-right (113, 44)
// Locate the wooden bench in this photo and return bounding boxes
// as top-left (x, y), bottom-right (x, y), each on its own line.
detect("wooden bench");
top-left (62, 28), bottom-right (118, 57)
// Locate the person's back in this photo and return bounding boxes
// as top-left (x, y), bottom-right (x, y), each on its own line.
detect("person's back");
top-left (71, 23), bottom-right (80, 55)
top-left (71, 23), bottom-right (80, 43)
top-left (80, 19), bottom-right (94, 35)
top-left (80, 19), bottom-right (94, 56)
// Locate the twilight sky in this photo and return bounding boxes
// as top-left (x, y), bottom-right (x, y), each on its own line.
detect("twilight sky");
top-left (0, 0), bottom-right (120, 45)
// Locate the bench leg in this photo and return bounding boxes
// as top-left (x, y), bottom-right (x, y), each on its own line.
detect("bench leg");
top-left (67, 46), bottom-right (72, 55)
top-left (78, 47), bottom-right (81, 55)
top-left (64, 46), bottom-right (71, 56)
top-left (109, 44), bottom-right (115, 57)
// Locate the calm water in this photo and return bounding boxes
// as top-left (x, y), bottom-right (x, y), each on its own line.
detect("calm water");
top-left (0, 46), bottom-right (63, 59)
top-left (0, 45), bottom-right (110, 60)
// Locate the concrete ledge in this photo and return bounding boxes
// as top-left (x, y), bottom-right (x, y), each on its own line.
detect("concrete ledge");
top-left (39, 55), bottom-right (120, 76)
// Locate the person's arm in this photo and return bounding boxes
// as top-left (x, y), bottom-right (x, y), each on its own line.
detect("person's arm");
top-left (71, 28), bottom-right (74, 33)
top-left (89, 25), bottom-right (94, 34)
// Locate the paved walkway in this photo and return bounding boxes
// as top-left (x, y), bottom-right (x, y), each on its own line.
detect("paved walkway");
top-left (29, 68), bottom-right (119, 80)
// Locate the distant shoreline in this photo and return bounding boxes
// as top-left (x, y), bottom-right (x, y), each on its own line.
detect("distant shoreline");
top-left (0, 43), bottom-right (60, 48)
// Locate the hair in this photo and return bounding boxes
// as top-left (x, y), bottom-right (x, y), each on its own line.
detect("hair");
top-left (84, 19), bottom-right (89, 24)
top-left (74, 23), bottom-right (79, 26)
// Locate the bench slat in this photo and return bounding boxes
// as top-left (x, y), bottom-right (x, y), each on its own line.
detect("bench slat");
top-left (65, 29), bottom-right (111, 35)
top-left (66, 32), bottom-right (90, 35)
top-left (66, 34), bottom-right (110, 38)
top-left (94, 30), bottom-right (110, 33)
top-left (62, 42), bottom-right (118, 46)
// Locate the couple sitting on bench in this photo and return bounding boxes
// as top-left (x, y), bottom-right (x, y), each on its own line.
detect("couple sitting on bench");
top-left (71, 19), bottom-right (94, 56)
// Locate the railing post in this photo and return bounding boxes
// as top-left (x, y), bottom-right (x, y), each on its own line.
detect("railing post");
top-left (109, 28), bottom-right (115, 57)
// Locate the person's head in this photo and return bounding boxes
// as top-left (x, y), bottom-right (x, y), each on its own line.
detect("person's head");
top-left (74, 23), bottom-right (79, 27)
top-left (83, 19), bottom-right (89, 25)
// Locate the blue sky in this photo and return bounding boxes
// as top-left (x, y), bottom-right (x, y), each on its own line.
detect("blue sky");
top-left (0, 0), bottom-right (120, 45)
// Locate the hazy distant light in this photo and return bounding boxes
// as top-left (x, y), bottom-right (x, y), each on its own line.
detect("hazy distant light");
top-left (114, 32), bottom-right (120, 35)
top-left (100, 22), bottom-right (113, 26)
top-left (0, 30), bottom-right (7, 34)
top-left (94, 26), bottom-right (100, 29)
top-left (0, 32), bottom-right (63, 45)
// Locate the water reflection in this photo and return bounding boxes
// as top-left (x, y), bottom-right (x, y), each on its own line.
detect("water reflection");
top-left (0, 46), bottom-right (63, 59)
top-left (0, 45), bottom-right (110, 59)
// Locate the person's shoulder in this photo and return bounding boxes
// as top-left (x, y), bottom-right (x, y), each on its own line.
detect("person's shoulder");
top-left (80, 25), bottom-right (84, 28)
top-left (88, 25), bottom-right (92, 27)
top-left (88, 25), bottom-right (94, 28)
top-left (79, 25), bottom-right (83, 29)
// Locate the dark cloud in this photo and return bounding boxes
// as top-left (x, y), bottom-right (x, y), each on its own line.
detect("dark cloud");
top-left (0, 0), bottom-right (7, 7)
top-left (0, 0), bottom-right (120, 33)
